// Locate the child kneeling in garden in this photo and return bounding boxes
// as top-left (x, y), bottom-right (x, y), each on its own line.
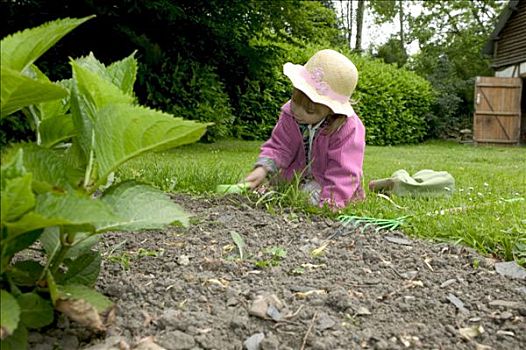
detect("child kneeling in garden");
top-left (245, 49), bottom-right (366, 209)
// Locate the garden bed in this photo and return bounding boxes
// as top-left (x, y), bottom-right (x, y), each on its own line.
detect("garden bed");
top-left (30, 194), bottom-right (525, 350)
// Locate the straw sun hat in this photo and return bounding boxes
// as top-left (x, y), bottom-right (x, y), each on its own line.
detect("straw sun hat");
top-left (283, 49), bottom-right (358, 116)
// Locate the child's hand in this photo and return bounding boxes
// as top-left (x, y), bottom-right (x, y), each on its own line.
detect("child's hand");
top-left (245, 166), bottom-right (268, 189)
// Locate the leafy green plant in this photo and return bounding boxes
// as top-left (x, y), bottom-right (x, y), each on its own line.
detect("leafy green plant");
top-left (0, 16), bottom-right (208, 348)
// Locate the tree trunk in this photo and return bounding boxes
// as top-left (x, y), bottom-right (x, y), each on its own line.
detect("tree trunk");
top-left (339, 0), bottom-right (353, 49)
top-left (355, 0), bottom-right (365, 53)
top-left (348, 0), bottom-right (354, 48)
top-left (399, 0), bottom-right (404, 51)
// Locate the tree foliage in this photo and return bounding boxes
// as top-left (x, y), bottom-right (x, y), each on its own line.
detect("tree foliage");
top-left (2, 0), bottom-right (343, 143)
top-left (407, 0), bottom-right (505, 137)
top-left (375, 36), bottom-right (408, 68)
top-left (3, 0), bottom-right (452, 144)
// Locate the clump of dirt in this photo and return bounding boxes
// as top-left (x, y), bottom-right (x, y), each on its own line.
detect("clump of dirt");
top-left (29, 194), bottom-right (526, 350)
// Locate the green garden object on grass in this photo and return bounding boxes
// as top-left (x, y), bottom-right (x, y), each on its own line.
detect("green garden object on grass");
top-left (368, 169), bottom-right (455, 197)
top-left (339, 214), bottom-right (409, 233)
top-left (216, 182), bottom-right (250, 194)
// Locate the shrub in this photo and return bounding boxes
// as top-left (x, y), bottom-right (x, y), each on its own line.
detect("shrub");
top-left (233, 40), bottom-right (321, 140)
top-left (0, 17), bottom-right (208, 348)
top-left (235, 77), bottom-right (288, 140)
top-left (348, 54), bottom-right (434, 145)
top-left (140, 55), bottom-right (234, 142)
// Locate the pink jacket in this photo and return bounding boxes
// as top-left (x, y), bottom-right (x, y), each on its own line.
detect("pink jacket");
top-left (259, 101), bottom-right (366, 207)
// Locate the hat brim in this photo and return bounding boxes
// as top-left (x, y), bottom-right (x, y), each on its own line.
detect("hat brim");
top-left (283, 62), bottom-right (355, 116)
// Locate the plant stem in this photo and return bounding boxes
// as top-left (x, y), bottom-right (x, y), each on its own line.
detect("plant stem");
top-left (49, 231), bottom-right (71, 275)
top-left (83, 129), bottom-right (95, 190)
top-left (29, 105), bottom-right (41, 145)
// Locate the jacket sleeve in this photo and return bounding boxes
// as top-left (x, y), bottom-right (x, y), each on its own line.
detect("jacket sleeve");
top-left (258, 102), bottom-right (299, 171)
top-left (320, 116), bottom-right (366, 208)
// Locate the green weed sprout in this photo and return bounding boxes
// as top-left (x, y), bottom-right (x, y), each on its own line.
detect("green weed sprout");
top-left (230, 231), bottom-right (246, 260)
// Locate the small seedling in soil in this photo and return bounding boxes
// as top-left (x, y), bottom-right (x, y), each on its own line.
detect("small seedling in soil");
top-left (137, 248), bottom-right (164, 258)
top-left (255, 246), bottom-right (287, 268)
top-left (108, 253), bottom-right (131, 270)
top-left (472, 258), bottom-right (480, 269)
top-left (107, 248), bottom-right (163, 269)
top-left (230, 231), bottom-right (246, 260)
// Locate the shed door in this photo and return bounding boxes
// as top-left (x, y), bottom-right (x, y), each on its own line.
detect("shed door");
top-left (473, 76), bottom-right (522, 144)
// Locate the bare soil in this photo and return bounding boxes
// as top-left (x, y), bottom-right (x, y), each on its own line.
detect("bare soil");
top-left (29, 194), bottom-right (526, 350)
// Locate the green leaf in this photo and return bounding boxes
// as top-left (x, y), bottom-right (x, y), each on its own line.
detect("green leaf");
top-left (1, 230), bottom-right (42, 275)
top-left (17, 293), bottom-right (54, 329)
top-left (44, 229), bottom-right (100, 260)
top-left (69, 56), bottom-right (133, 160)
top-left (39, 114), bottom-right (75, 148)
top-left (39, 227), bottom-right (60, 259)
top-left (35, 191), bottom-right (120, 229)
top-left (5, 191), bottom-right (120, 237)
top-left (10, 261), bottom-right (44, 287)
top-left (59, 284), bottom-right (112, 313)
top-left (1, 173), bottom-right (35, 223)
top-left (93, 104), bottom-right (208, 184)
top-left (0, 16), bottom-right (94, 72)
top-left (55, 284), bottom-right (112, 332)
top-left (106, 52), bottom-right (138, 96)
top-left (64, 233), bottom-right (99, 259)
top-left (71, 56), bottom-right (133, 110)
top-left (29, 72), bottom-right (71, 122)
top-left (61, 251), bottom-right (101, 287)
top-left (0, 290), bottom-right (20, 339)
top-left (21, 143), bottom-right (83, 191)
top-left (5, 212), bottom-right (68, 238)
top-left (75, 51), bottom-right (137, 96)
top-left (1, 149), bottom-right (26, 188)
top-left (0, 322), bottom-right (27, 350)
top-left (0, 66), bottom-right (68, 118)
top-left (98, 181), bottom-right (189, 231)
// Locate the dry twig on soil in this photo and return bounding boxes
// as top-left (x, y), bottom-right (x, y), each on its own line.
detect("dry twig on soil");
top-left (300, 312), bottom-right (318, 350)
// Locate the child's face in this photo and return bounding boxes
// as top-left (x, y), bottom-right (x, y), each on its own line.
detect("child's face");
top-left (290, 89), bottom-right (331, 125)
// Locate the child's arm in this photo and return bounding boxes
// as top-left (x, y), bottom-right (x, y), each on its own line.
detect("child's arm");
top-left (320, 116), bottom-right (366, 207)
top-left (259, 105), bottom-right (299, 168)
top-left (245, 103), bottom-right (300, 187)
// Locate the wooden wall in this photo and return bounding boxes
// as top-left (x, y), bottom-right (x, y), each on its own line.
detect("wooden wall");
top-left (492, 0), bottom-right (526, 69)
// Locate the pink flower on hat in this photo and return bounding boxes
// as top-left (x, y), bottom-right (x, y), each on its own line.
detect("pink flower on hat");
top-left (311, 67), bottom-right (324, 82)
top-left (311, 68), bottom-right (330, 95)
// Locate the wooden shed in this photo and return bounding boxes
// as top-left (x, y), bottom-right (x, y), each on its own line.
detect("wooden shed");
top-left (475, 0), bottom-right (526, 145)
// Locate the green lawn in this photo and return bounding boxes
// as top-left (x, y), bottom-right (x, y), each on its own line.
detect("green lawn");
top-left (118, 139), bottom-right (526, 264)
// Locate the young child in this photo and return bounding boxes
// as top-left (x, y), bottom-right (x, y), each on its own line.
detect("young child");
top-left (245, 49), bottom-right (366, 208)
